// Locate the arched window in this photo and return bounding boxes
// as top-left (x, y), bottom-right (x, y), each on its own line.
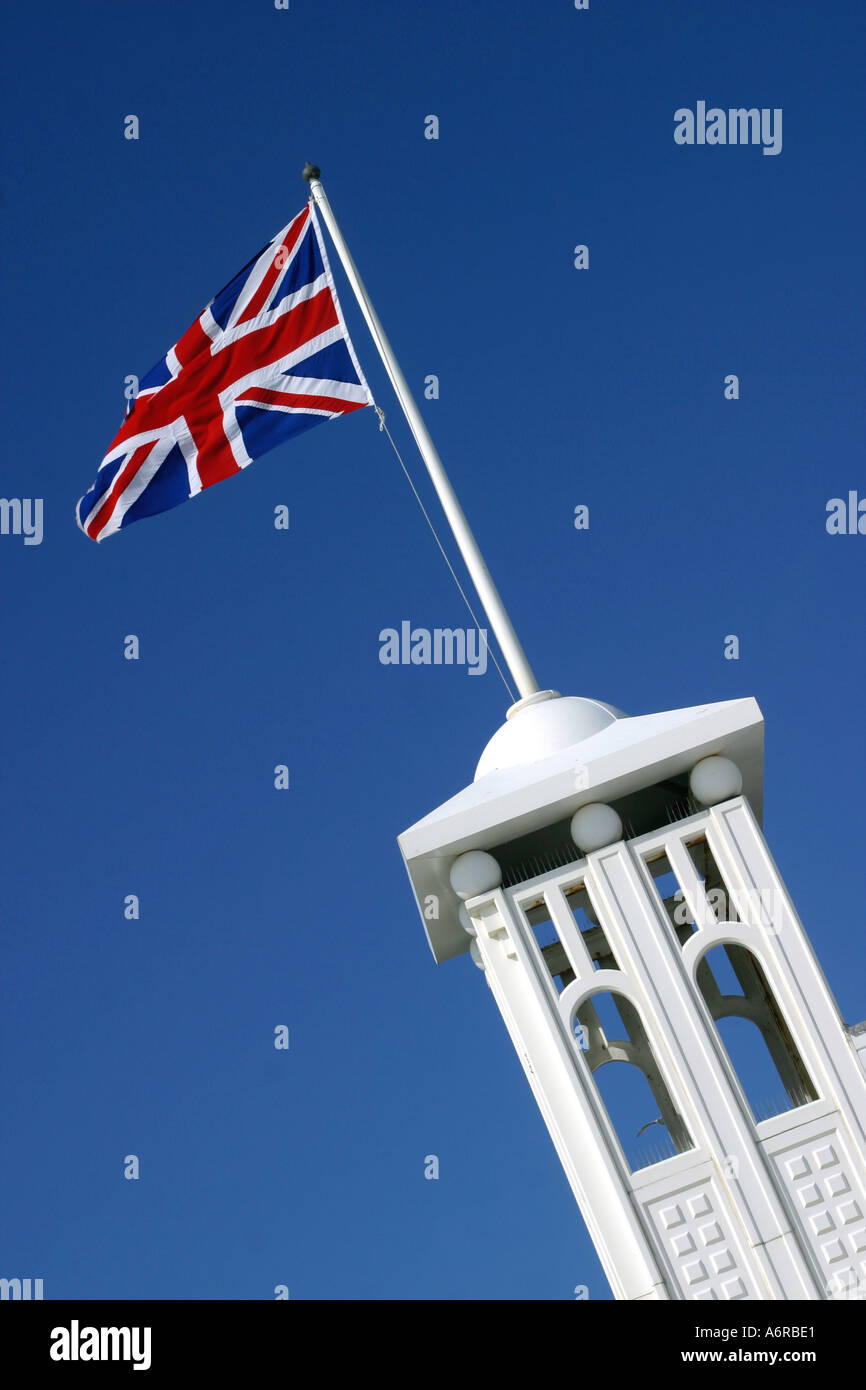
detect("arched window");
top-left (695, 943), bottom-right (817, 1120)
top-left (574, 990), bottom-right (693, 1171)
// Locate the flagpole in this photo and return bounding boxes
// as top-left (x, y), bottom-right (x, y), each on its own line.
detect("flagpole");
top-left (302, 163), bottom-right (541, 703)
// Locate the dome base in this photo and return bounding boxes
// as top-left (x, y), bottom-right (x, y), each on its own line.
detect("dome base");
top-left (475, 693), bottom-right (628, 781)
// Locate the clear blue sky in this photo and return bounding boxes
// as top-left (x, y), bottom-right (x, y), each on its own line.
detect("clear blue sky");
top-left (1, 0), bottom-right (863, 1300)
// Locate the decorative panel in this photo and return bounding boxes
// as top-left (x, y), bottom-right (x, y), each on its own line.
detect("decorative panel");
top-left (642, 1178), bottom-right (757, 1300)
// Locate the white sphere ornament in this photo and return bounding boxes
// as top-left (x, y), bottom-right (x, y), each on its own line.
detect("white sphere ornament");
top-left (449, 850), bottom-right (502, 900)
top-left (458, 904), bottom-right (477, 937)
top-left (690, 755), bottom-right (743, 806)
top-left (570, 803), bottom-right (623, 854)
top-left (469, 940), bottom-right (486, 971)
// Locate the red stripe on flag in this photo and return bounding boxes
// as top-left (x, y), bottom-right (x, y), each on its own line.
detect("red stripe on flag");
top-left (196, 288), bottom-right (342, 488)
top-left (235, 208), bottom-right (310, 327)
top-left (85, 443), bottom-right (154, 539)
top-left (96, 286), bottom-right (345, 502)
top-left (173, 316), bottom-right (214, 371)
top-left (237, 388), bottom-right (366, 415)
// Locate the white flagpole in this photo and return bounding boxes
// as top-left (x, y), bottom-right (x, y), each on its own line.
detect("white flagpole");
top-left (303, 163), bottom-right (540, 703)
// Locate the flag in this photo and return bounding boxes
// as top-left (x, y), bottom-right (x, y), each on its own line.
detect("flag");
top-left (76, 203), bottom-right (372, 541)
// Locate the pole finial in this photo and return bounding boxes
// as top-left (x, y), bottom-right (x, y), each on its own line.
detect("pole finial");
top-left (302, 162), bottom-right (321, 182)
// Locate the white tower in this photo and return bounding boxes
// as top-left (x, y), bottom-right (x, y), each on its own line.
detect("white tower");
top-left (399, 690), bottom-right (866, 1301)
top-left (301, 168), bottom-right (866, 1304)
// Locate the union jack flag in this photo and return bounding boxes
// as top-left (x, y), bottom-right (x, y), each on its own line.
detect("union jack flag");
top-left (76, 203), bottom-right (373, 541)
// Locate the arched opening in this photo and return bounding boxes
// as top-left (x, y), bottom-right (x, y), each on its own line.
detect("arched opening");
top-left (574, 990), bottom-right (693, 1171)
top-left (696, 943), bottom-right (817, 1120)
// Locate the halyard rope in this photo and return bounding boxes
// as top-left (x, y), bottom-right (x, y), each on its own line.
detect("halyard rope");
top-left (373, 405), bottom-right (515, 701)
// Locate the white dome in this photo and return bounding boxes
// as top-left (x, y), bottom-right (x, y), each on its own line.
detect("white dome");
top-left (475, 691), bottom-right (627, 781)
